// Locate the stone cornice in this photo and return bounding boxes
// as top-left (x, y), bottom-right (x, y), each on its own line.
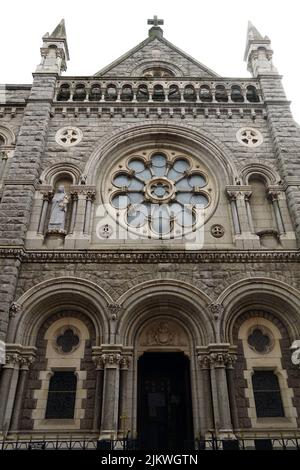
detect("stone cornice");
top-left (0, 247), bottom-right (299, 263)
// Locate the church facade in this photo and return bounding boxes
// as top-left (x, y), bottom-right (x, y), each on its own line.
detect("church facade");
top-left (0, 17), bottom-right (300, 449)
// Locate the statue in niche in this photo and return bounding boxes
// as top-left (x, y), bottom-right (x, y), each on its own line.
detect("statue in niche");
top-left (47, 185), bottom-right (69, 233)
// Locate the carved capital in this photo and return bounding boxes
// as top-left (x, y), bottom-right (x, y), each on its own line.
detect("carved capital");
top-left (101, 353), bottom-right (122, 368)
top-left (226, 190), bottom-right (239, 202)
top-left (198, 354), bottom-right (212, 370)
top-left (209, 352), bottom-right (237, 369)
top-left (209, 352), bottom-right (228, 368)
top-left (41, 190), bottom-right (54, 202)
top-left (5, 353), bottom-right (22, 367)
top-left (92, 354), bottom-right (105, 370)
top-left (86, 190), bottom-right (96, 202)
top-left (267, 190), bottom-right (279, 202)
top-left (120, 356), bottom-right (131, 370)
top-left (225, 353), bottom-right (237, 369)
top-left (20, 355), bottom-right (36, 370)
top-left (69, 185), bottom-right (96, 197)
top-left (243, 191), bottom-right (252, 201)
top-left (0, 150), bottom-right (8, 161)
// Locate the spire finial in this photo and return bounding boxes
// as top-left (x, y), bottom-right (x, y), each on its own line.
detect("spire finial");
top-left (147, 15), bottom-right (164, 27)
top-left (147, 15), bottom-right (164, 38)
top-left (49, 19), bottom-right (67, 39)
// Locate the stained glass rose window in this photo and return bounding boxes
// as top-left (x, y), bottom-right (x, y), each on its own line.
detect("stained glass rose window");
top-left (108, 149), bottom-right (213, 238)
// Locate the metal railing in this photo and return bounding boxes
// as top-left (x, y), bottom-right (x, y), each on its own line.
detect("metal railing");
top-left (1, 434), bottom-right (300, 450)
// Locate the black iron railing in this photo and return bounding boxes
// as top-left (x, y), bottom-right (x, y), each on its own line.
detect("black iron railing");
top-left (1, 435), bottom-right (300, 451)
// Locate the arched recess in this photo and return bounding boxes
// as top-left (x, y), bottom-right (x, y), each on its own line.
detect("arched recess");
top-left (39, 163), bottom-right (81, 185)
top-left (0, 124), bottom-right (15, 146)
top-left (115, 279), bottom-right (214, 440)
top-left (83, 121), bottom-right (239, 188)
top-left (9, 277), bottom-right (113, 346)
top-left (218, 277), bottom-right (300, 343)
top-left (241, 163), bottom-right (280, 186)
top-left (116, 279), bottom-right (215, 346)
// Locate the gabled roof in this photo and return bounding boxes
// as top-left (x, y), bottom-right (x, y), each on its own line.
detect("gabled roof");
top-left (94, 27), bottom-right (219, 78)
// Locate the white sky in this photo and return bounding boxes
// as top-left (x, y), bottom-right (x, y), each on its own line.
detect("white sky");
top-left (1, 0), bottom-right (299, 123)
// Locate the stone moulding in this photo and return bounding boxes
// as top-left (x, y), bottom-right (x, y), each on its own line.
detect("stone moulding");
top-left (0, 247), bottom-right (300, 263)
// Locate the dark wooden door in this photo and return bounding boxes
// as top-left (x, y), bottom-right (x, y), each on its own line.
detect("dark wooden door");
top-left (137, 352), bottom-right (193, 450)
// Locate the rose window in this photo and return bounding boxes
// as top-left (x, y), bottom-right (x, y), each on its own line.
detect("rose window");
top-left (109, 150), bottom-right (212, 238)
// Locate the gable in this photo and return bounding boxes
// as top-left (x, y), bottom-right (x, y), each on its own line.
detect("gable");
top-left (95, 36), bottom-right (219, 78)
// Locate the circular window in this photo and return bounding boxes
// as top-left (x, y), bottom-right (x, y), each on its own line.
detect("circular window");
top-left (236, 128), bottom-right (263, 148)
top-left (247, 326), bottom-right (274, 354)
top-left (107, 148), bottom-right (213, 239)
top-left (55, 127), bottom-right (83, 147)
top-left (55, 327), bottom-right (80, 354)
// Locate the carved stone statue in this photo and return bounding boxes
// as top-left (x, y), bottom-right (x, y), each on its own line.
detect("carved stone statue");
top-left (47, 185), bottom-right (69, 233)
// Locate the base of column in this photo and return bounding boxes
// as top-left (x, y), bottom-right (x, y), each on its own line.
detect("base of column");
top-left (99, 430), bottom-right (118, 440)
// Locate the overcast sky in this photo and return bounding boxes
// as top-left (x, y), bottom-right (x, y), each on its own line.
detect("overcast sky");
top-left (1, 0), bottom-right (299, 123)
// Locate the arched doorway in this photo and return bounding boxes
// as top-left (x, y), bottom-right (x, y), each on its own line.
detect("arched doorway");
top-left (137, 351), bottom-right (194, 450)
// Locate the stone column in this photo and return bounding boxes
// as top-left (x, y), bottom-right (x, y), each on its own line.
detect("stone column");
top-left (100, 352), bottom-right (122, 440)
top-left (268, 190), bottom-right (285, 235)
top-left (244, 191), bottom-right (255, 233)
top-left (210, 352), bottom-right (233, 434)
top-left (69, 192), bottom-right (78, 234)
top-left (73, 194), bottom-right (86, 234)
top-left (0, 352), bottom-right (21, 432)
top-left (197, 354), bottom-right (214, 436)
top-left (83, 191), bottom-right (96, 235)
top-left (226, 355), bottom-right (239, 430)
top-left (37, 191), bottom-right (53, 234)
top-left (10, 354), bottom-right (35, 431)
top-left (92, 355), bottom-right (104, 431)
top-left (0, 151), bottom-right (8, 180)
top-left (118, 356), bottom-right (131, 438)
top-left (226, 186), bottom-right (260, 248)
top-left (226, 190), bottom-right (241, 235)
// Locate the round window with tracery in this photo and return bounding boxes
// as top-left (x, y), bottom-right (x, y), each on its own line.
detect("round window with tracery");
top-left (55, 127), bottom-right (83, 147)
top-left (236, 127), bottom-right (263, 148)
top-left (107, 149), bottom-right (214, 239)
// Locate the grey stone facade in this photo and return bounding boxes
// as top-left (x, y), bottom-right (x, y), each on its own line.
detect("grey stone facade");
top-left (0, 18), bottom-right (300, 446)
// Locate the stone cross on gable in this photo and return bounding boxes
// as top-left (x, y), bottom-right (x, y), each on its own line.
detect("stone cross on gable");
top-left (147, 15), bottom-right (164, 27)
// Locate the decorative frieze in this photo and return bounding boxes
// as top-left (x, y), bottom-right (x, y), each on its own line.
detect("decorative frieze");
top-left (1, 247), bottom-right (300, 263)
top-left (198, 352), bottom-right (237, 369)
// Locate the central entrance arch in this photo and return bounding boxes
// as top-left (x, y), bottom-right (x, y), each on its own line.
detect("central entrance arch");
top-left (137, 352), bottom-right (194, 450)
